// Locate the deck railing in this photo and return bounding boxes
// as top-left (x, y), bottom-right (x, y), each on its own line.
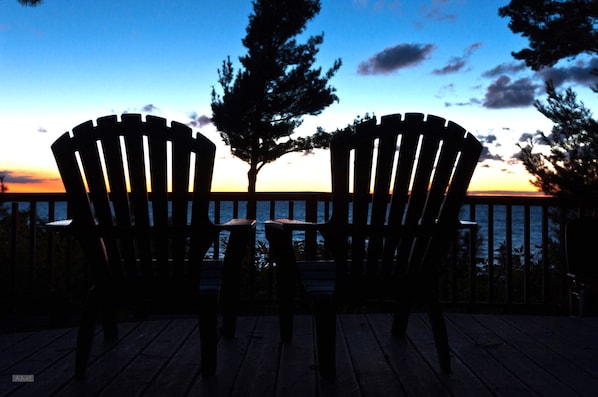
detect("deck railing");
top-left (0, 192), bottom-right (576, 318)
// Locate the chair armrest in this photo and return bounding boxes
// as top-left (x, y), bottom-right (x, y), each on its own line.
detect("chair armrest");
top-left (215, 218), bottom-right (256, 232)
top-left (264, 219), bottom-right (319, 232)
top-left (45, 219), bottom-right (73, 231)
top-left (458, 220), bottom-right (477, 229)
top-left (265, 219), bottom-right (317, 267)
top-left (215, 219), bottom-right (256, 263)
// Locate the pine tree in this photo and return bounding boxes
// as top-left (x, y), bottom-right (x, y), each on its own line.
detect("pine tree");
top-left (211, 0), bottom-right (341, 218)
top-left (500, 0), bottom-right (598, 202)
top-left (518, 82), bottom-right (598, 203)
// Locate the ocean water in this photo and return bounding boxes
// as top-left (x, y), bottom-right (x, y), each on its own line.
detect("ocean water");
top-left (5, 199), bottom-right (558, 262)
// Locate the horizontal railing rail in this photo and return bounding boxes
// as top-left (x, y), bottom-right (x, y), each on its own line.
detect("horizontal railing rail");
top-left (0, 192), bottom-right (579, 319)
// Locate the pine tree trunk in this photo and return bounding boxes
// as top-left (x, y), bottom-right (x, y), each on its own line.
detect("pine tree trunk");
top-left (247, 166), bottom-right (258, 220)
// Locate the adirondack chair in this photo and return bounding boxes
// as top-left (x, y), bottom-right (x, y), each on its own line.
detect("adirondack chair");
top-left (565, 217), bottom-right (598, 316)
top-left (266, 113), bottom-right (482, 378)
top-left (49, 114), bottom-right (255, 378)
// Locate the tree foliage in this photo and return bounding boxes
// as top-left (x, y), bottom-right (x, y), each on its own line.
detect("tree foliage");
top-left (211, 0), bottom-right (341, 206)
top-left (518, 82), bottom-right (598, 202)
top-left (498, 0), bottom-right (598, 70)
top-left (500, 0), bottom-right (598, 202)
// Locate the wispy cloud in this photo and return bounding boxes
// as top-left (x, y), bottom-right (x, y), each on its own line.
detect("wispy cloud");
top-left (357, 43), bottom-right (436, 75)
top-left (0, 170), bottom-right (49, 185)
top-left (482, 62), bottom-right (527, 78)
top-left (444, 98), bottom-right (482, 107)
top-left (433, 42), bottom-right (482, 75)
top-left (419, 0), bottom-right (457, 22)
top-left (433, 58), bottom-right (466, 75)
top-left (353, 0), bottom-right (402, 12)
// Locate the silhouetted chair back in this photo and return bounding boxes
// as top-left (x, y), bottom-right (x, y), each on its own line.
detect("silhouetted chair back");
top-left (266, 113), bottom-right (482, 378)
top-left (50, 114), bottom-right (255, 378)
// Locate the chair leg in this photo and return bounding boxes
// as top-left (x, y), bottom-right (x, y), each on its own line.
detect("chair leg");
top-left (222, 310), bottom-right (236, 339)
top-left (99, 289), bottom-right (118, 340)
top-left (199, 292), bottom-right (218, 375)
top-left (75, 287), bottom-right (99, 379)
top-left (220, 272), bottom-right (238, 338)
top-left (279, 301), bottom-right (294, 342)
top-left (278, 265), bottom-right (295, 342)
top-left (391, 300), bottom-right (410, 336)
top-left (428, 302), bottom-right (451, 374)
top-left (313, 293), bottom-right (336, 379)
top-left (221, 231), bottom-right (246, 338)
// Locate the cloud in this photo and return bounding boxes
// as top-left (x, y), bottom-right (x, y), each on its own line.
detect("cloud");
top-left (483, 76), bottom-right (537, 109)
top-left (484, 134), bottom-right (498, 144)
top-left (433, 58), bottom-right (466, 75)
top-left (37, 127), bottom-right (47, 133)
top-left (518, 132), bottom-right (535, 143)
top-left (435, 83), bottom-right (455, 98)
top-left (478, 146), bottom-right (503, 162)
top-left (465, 42), bottom-right (483, 55)
top-left (444, 98), bottom-right (482, 107)
top-left (433, 42), bottom-right (482, 75)
top-left (353, 0), bottom-right (401, 12)
top-left (357, 43), bottom-right (436, 75)
top-left (141, 104), bottom-right (159, 113)
top-left (536, 58), bottom-right (598, 88)
top-left (419, 0), bottom-right (457, 22)
top-left (482, 62), bottom-right (527, 78)
top-left (483, 59), bottom-right (598, 90)
top-left (188, 112), bottom-right (212, 128)
top-left (0, 170), bottom-right (48, 185)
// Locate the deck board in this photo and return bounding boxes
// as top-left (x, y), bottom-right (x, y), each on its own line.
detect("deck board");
top-left (444, 313), bottom-right (535, 396)
top-left (276, 314), bottom-right (318, 396)
top-left (1, 313), bottom-right (597, 396)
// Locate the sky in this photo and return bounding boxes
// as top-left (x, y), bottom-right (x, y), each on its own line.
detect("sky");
top-left (1, 0), bottom-right (597, 194)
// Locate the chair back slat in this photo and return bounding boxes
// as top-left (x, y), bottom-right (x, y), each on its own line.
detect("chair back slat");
top-left (368, 116), bottom-right (400, 274)
top-left (189, 131), bottom-right (217, 267)
top-left (171, 122), bottom-right (192, 273)
top-left (327, 113), bottom-right (482, 293)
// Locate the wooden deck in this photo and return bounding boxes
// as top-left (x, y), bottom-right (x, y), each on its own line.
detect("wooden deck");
top-left (1, 312), bottom-right (597, 396)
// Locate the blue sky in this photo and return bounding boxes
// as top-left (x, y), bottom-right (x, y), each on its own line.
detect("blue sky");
top-left (1, 0), bottom-right (597, 193)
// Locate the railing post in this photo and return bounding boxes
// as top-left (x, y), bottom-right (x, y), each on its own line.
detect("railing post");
top-left (469, 203), bottom-right (477, 306)
top-left (10, 202), bottom-right (18, 307)
top-left (487, 203), bottom-right (494, 305)
top-left (505, 204), bottom-right (512, 307)
top-left (305, 196), bottom-right (318, 259)
top-left (541, 204), bottom-right (550, 308)
top-left (29, 202), bottom-right (37, 302)
top-left (523, 205), bottom-right (531, 305)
